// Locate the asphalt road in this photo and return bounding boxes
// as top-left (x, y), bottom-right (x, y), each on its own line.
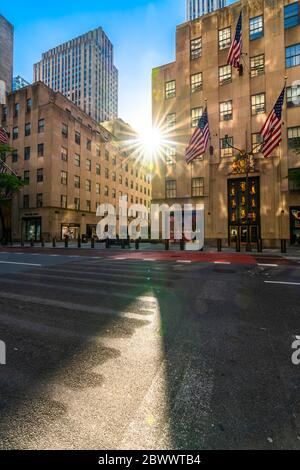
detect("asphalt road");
top-left (0, 251), bottom-right (300, 450)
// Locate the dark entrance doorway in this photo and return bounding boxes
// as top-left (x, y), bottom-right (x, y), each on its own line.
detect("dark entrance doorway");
top-left (22, 217), bottom-right (42, 242)
top-left (228, 177), bottom-right (260, 247)
top-left (290, 207), bottom-right (300, 245)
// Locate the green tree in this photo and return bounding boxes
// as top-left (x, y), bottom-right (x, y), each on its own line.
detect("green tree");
top-left (0, 142), bottom-right (25, 244)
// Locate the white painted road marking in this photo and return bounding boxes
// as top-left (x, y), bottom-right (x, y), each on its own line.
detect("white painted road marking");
top-left (258, 264), bottom-right (279, 268)
top-left (0, 261), bottom-right (42, 267)
top-left (214, 261), bottom-right (231, 265)
top-left (265, 281), bottom-right (300, 286)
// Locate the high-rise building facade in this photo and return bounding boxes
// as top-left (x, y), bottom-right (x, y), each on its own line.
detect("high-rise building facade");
top-left (1, 82), bottom-right (151, 242)
top-left (187, 0), bottom-right (226, 20)
top-left (0, 15), bottom-right (14, 97)
top-left (33, 27), bottom-right (118, 123)
top-left (152, 0), bottom-right (300, 248)
top-left (13, 75), bottom-right (30, 91)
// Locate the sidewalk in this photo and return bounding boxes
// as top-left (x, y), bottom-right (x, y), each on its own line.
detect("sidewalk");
top-left (2, 241), bottom-right (300, 258)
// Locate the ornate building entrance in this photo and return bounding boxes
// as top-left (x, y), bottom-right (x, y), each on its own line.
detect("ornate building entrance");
top-left (228, 177), bottom-right (260, 246)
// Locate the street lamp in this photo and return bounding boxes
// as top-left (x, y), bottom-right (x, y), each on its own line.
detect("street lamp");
top-left (224, 134), bottom-right (263, 252)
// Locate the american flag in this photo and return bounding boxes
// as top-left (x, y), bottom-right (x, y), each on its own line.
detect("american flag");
top-left (185, 107), bottom-right (210, 164)
top-left (227, 12), bottom-right (243, 69)
top-left (260, 86), bottom-right (286, 158)
top-left (0, 127), bottom-right (8, 144)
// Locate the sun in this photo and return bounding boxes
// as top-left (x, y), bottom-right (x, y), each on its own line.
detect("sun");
top-left (138, 127), bottom-right (163, 160)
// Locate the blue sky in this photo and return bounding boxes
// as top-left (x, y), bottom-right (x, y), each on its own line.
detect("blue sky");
top-left (1, 0), bottom-right (235, 132)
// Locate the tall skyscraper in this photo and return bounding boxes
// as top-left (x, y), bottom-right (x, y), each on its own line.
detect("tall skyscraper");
top-left (0, 15), bottom-right (14, 98)
top-left (33, 27), bottom-right (118, 122)
top-left (187, 0), bottom-right (226, 20)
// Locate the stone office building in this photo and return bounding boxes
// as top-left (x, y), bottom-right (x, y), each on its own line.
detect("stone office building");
top-left (152, 0), bottom-right (300, 247)
top-left (1, 82), bottom-right (151, 242)
top-left (0, 15), bottom-right (14, 97)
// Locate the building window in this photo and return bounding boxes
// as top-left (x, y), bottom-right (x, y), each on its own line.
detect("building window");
top-left (38, 119), bottom-right (45, 133)
top-left (96, 183), bottom-right (100, 195)
top-left (75, 131), bottom-right (81, 145)
top-left (112, 189), bottom-right (116, 199)
top-left (250, 54), bottom-right (265, 77)
top-left (24, 147), bottom-right (30, 161)
top-left (287, 85), bottom-right (300, 107)
top-left (74, 176), bottom-right (80, 189)
top-left (105, 168), bottom-right (109, 179)
top-left (75, 153), bottom-right (80, 167)
top-left (23, 195), bottom-right (29, 209)
top-left (219, 27), bottom-right (231, 50)
top-left (219, 65), bottom-right (232, 85)
top-left (86, 200), bottom-right (91, 212)
top-left (2, 106), bottom-right (7, 122)
top-left (36, 193), bottom-right (43, 208)
top-left (191, 73), bottom-right (202, 93)
top-left (166, 180), bottom-right (177, 199)
top-left (165, 80), bottom-right (176, 99)
top-left (249, 15), bottom-right (264, 40)
top-left (112, 156), bottom-right (116, 165)
top-left (191, 107), bottom-right (203, 128)
top-left (166, 113), bottom-right (176, 130)
top-left (85, 179), bottom-right (91, 192)
top-left (190, 37), bottom-right (202, 60)
top-left (96, 164), bottom-right (100, 175)
top-left (165, 146), bottom-right (176, 165)
top-left (284, 2), bottom-right (299, 29)
top-left (288, 169), bottom-right (300, 191)
top-left (86, 159), bottom-right (91, 171)
top-left (61, 147), bottom-right (68, 161)
top-left (12, 151), bottom-right (18, 163)
top-left (105, 150), bottom-right (109, 161)
top-left (86, 139), bottom-right (91, 151)
top-left (96, 145), bottom-right (100, 157)
top-left (62, 123), bottom-right (68, 138)
top-left (125, 178), bottom-right (129, 187)
top-left (251, 93), bottom-right (265, 115)
top-left (23, 171), bottom-right (30, 184)
top-left (220, 101), bottom-right (233, 121)
top-left (220, 137), bottom-right (233, 158)
top-left (192, 177), bottom-right (204, 197)
top-left (37, 168), bottom-right (43, 183)
top-left (104, 186), bottom-right (109, 196)
top-left (112, 171), bottom-right (116, 182)
top-left (61, 170), bottom-right (68, 185)
top-left (286, 44), bottom-right (300, 68)
top-left (14, 103), bottom-right (20, 118)
top-left (13, 127), bottom-right (19, 140)
top-left (25, 123), bottom-right (31, 136)
top-left (26, 99), bottom-right (32, 113)
top-left (251, 133), bottom-right (263, 154)
top-left (61, 195), bottom-right (67, 209)
top-left (288, 126), bottom-right (300, 149)
top-left (119, 175), bottom-right (123, 184)
top-left (74, 198), bottom-right (80, 211)
top-left (38, 143), bottom-right (44, 157)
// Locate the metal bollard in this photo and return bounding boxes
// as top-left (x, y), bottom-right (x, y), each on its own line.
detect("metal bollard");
top-left (217, 239), bottom-right (222, 252)
top-left (236, 236), bottom-right (240, 253)
top-left (180, 239), bottom-right (185, 251)
top-left (281, 239), bottom-right (287, 254)
top-left (91, 237), bottom-right (95, 249)
top-left (21, 239), bottom-right (24, 247)
top-left (41, 237), bottom-right (45, 248)
top-left (30, 239), bottom-right (34, 247)
top-left (64, 237), bottom-right (69, 248)
top-left (135, 239), bottom-right (139, 250)
top-left (257, 238), bottom-right (263, 253)
top-left (121, 240), bottom-right (125, 249)
top-left (52, 237), bottom-right (56, 248)
top-left (165, 239), bottom-right (170, 251)
top-left (105, 238), bottom-right (110, 249)
top-left (77, 236), bottom-right (81, 248)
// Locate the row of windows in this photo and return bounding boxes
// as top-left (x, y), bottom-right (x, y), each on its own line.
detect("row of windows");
top-left (23, 168), bottom-right (151, 196)
top-left (23, 194), bottom-right (150, 211)
top-left (12, 119), bottom-right (45, 139)
top-left (165, 87), bottom-right (300, 131)
top-left (189, 3), bottom-right (299, 60)
top-left (165, 46), bottom-right (300, 100)
top-left (166, 178), bottom-right (204, 199)
top-left (163, 126), bottom-right (300, 164)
